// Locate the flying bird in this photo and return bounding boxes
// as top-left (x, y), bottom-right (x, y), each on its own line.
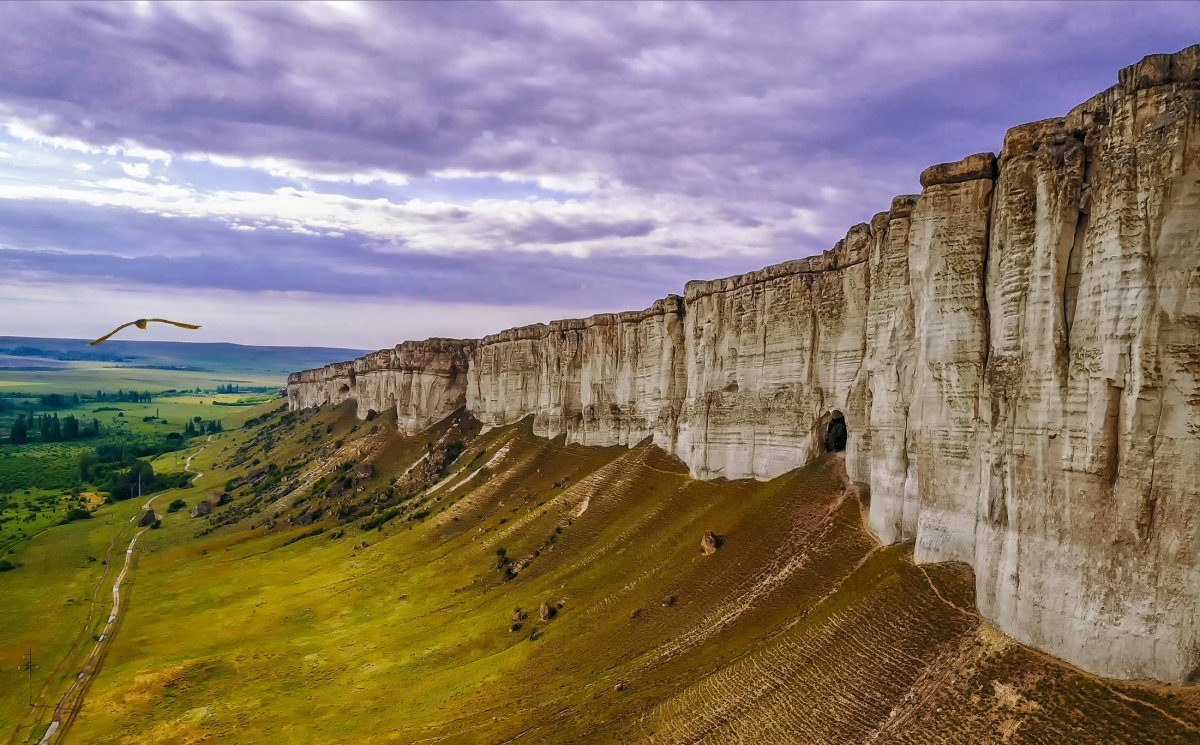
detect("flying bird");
top-left (89, 318), bottom-right (202, 345)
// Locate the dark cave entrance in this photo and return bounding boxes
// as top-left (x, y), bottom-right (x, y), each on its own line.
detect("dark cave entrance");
top-left (338, 384), bottom-right (351, 395)
top-left (824, 411), bottom-right (847, 453)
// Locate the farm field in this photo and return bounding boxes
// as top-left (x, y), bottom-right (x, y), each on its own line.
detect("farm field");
top-left (0, 337), bottom-right (365, 383)
top-left (0, 337), bottom-right (351, 560)
top-left (0, 402), bottom-right (1189, 744)
top-left (0, 364), bottom-right (279, 396)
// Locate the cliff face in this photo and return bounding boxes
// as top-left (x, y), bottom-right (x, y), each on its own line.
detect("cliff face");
top-left (286, 46), bottom-right (1200, 685)
top-left (288, 339), bottom-right (474, 435)
top-left (675, 228), bottom-right (873, 481)
top-left (465, 296), bottom-right (687, 450)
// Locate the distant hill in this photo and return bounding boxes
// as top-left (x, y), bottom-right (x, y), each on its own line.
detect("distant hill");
top-left (0, 336), bottom-right (365, 378)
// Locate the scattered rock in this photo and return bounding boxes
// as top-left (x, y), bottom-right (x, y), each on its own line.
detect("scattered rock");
top-left (190, 501), bottom-right (212, 518)
top-left (512, 608), bottom-right (528, 623)
top-left (137, 509), bottom-right (157, 527)
top-left (528, 630), bottom-right (540, 641)
top-left (539, 601), bottom-right (556, 621)
top-left (510, 622), bottom-right (522, 632)
top-left (629, 608), bottom-right (642, 620)
top-left (701, 531), bottom-right (720, 555)
top-left (661, 595), bottom-right (677, 607)
top-left (614, 682), bottom-right (627, 692)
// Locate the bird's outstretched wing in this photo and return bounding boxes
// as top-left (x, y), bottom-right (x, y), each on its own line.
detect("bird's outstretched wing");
top-left (89, 318), bottom-right (202, 345)
top-left (89, 321), bottom-right (138, 346)
top-left (145, 319), bottom-right (202, 330)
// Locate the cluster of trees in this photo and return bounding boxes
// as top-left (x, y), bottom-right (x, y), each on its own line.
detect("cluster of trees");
top-left (8, 413), bottom-right (101, 444)
top-left (95, 389), bottom-right (154, 403)
top-left (76, 444), bottom-right (190, 502)
top-left (38, 393), bottom-right (82, 408)
top-left (215, 383), bottom-right (241, 394)
top-left (185, 418), bottom-right (223, 436)
top-left (104, 458), bottom-right (189, 501)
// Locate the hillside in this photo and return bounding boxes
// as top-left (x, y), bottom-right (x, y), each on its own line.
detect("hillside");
top-left (6, 401), bottom-right (1191, 744)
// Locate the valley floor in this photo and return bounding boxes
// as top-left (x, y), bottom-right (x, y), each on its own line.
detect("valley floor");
top-left (7, 403), bottom-right (1199, 743)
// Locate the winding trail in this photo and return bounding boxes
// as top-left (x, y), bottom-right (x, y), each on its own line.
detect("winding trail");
top-left (36, 438), bottom-right (211, 745)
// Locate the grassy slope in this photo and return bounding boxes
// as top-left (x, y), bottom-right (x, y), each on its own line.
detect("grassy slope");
top-left (6, 403), bottom-right (1198, 743)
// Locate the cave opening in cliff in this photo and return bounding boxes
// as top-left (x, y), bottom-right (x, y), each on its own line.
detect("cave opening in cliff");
top-left (338, 384), bottom-right (350, 394)
top-left (824, 411), bottom-right (847, 453)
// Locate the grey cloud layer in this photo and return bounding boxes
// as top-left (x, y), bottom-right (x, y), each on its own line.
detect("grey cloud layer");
top-left (0, 2), bottom-right (1197, 318)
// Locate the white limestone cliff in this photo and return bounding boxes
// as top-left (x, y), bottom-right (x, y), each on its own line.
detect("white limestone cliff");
top-left (288, 339), bottom-right (473, 435)
top-left (286, 46), bottom-right (1200, 685)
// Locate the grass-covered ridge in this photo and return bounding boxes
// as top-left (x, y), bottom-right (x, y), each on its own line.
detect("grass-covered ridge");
top-left (4, 401), bottom-right (1198, 743)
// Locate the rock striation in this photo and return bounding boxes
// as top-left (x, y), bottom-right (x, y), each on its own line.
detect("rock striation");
top-left (287, 47), bottom-right (1200, 685)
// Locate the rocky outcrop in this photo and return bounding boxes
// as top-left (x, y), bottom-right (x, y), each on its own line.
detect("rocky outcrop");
top-left (466, 297), bottom-right (686, 449)
top-left (288, 338), bottom-right (474, 435)
top-left (286, 47), bottom-right (1200, 685)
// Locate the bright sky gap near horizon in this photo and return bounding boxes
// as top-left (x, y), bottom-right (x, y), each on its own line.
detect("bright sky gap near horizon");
top-left (0, 2), bottom-right (1196, 348)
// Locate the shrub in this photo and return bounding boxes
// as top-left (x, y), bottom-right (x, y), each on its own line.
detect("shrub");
top-left (167, 498), bottom-right (187, 513)
top-left (282, 527), bottom-right (325, 546)
top-left (0, 559), bottom-right (16, 572)
top-left (61, 507), bottom-right (93, 524)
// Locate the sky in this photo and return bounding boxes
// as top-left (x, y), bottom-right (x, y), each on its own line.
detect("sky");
top-left (0, 1), bottom-right (1196, 349)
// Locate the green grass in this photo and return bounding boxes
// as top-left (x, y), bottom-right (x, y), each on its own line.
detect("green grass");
top-left (2, 400), bottom-right (1197, 744)
top-left (0, 494), bottom-right (149, 740)
top-left (0, 445), bottom-right (92, 493)
top-left (0, 385), bottom-right (279, 560)
top-left (0, 488), bottom-right (97, 557)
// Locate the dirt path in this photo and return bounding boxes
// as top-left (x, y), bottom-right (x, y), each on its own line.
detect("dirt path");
top-left (36, 438), bottom-right (211, 745)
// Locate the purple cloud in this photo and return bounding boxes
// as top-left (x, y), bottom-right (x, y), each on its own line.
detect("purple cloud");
top-left (0, 2), bottom-right (1196, 346)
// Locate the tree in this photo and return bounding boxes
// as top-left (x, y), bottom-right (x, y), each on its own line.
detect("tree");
top-left (39, 414), bottom-right (61, 442)
top-left (79, 450), bottom-right (97, 481)
top-left (9, 415), bottom-right (28, 445)
top-left (106, 459), bottom-right (157, 501)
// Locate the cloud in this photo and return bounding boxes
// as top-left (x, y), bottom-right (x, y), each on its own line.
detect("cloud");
top-left (0, 2), bottom-right (1196, 344)
top-left (0, 170), bottom-right (812, 260)
top-left (3, 2), bottom-right (1195, 211)
top-left (0, 277), bottom-right (613, 349)
top-left (118, 161), bottom-right (151, 178)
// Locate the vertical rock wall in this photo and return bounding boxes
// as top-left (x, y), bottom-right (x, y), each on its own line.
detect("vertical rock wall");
top-left (288, 338), bottom-right (474, 435)
top-left (675, 227), bottom-right (872, 480)
top-left (286, 46), bottom-right (1200, 684)
top-left (465, 297), bottom-right (686, 449)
